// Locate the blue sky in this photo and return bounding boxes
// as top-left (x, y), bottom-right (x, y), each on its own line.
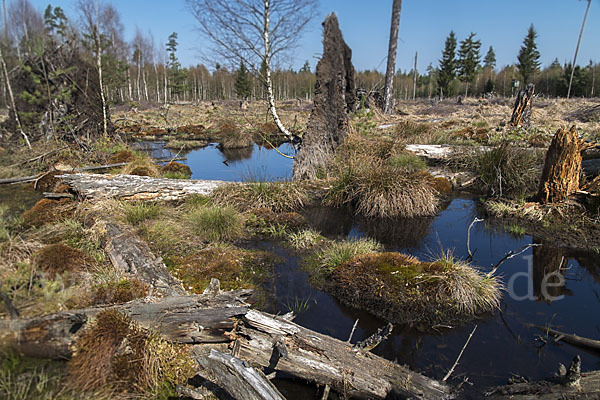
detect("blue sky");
top-left (30, 0), bottom-right (599, 73)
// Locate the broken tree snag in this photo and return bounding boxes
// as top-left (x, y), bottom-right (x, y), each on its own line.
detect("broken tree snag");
top-left (510, 83), bottom-right (535, 127)
top-left (58, 173), bottom-right (228, 200)
top-left (0, 291), bottom-right (251, 359)
top-left (292, 13), bottom-right (357, 180)
top-left (485, 356), bottom-right (600, 399)
top-left (234, 310), bottom-right (451, 399)
top-left (195, 349), bottom-right (286, 400)
top-left (102, 221), bottom-right (186, 297)
top-left (537, 126), bottom-right (595, 203)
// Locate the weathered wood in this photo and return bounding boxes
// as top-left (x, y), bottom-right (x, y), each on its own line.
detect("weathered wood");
top-left (537, 126), bottom-right (594, 203)
top-left (293, 13), bottom-right (357, 180)
top-left (58, 173), bottom-right (228, 200)
top-left (0, 291), bottom-right (251, 359)
top-left (510, 83), bottom-right (535, 127)
top-left (486, 356), bottom-right (600, 399)
top-left (102, 221), bottom-right (186, 297)
top-left (195, 349), bottom-right (286, 400)
top-left (535, 326), bottom-right (600, 352)
top-left (234, 309), bottom-right (451, 399)
top-left (0, 174), bottom-right (39, 184)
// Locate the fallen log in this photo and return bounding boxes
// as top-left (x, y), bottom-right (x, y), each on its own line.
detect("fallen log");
top-left (535, 325), bottom-right (600, 352)
top-left (485, 355), bottom-right (600, 399)
top-left (0, 291), bottom-right (251, 359)
top-left (102, 221), bottom-right (186, 297)
top-left (233, 309), bottom-right (451, 399)
top-left (0, 174), bottom-right (39, 184)
top-left (195, 349), bottom-right (285, 400)
top-left (58, 173), bottom-right (228, 200)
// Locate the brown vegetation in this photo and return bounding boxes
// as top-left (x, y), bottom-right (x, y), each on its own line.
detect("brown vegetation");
top-left (91, 279), bottom-right (149, 305)
top-left (23, 198), bottom-right (73, 228)
top-left (107, 150), bottom-right (137, 164)
top-left (161, 161), bottom-right (192, 178)
top-left (35, 243), bottom-right (88, 279)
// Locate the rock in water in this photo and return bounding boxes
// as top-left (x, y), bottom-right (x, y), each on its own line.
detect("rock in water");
top-left (292, 13), bottom-right (356, 180)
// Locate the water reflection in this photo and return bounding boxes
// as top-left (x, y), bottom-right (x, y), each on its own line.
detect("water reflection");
top-left (532, 242), bottom-right (573, 303)
top-left (219, 145), bottom-right (254, 162)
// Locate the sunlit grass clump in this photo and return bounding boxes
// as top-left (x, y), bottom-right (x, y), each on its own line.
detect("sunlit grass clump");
top-left (187, 205), bottom-right (243, 242)
top-left (213, 181), bottom-right (309, 212)
top-left (325, 250), bottom-right (501, 327)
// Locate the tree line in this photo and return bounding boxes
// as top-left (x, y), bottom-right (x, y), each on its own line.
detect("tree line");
top-left (0, 0), bottom-right (597, 121)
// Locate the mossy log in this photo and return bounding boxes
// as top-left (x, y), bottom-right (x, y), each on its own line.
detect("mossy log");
top-left (57, 173), bottom-right (228, 200)
top-left (102, 221), bottom-right (186, 297)
top-left (0, 291), bottom-right (251, 359)
top-left (233, 309), bottom-right (451, 399)
top-left (486, 356), bottom-right (600, 399)
top-left (537, 126), bottom-right (595, 203)
top-left (510, 83), bottom-right (535, 127)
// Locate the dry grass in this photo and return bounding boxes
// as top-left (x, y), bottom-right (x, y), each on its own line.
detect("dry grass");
top-left (213, 181), bottom-right (309, 212)
top-left (68, 310), bottom-right (194, 396)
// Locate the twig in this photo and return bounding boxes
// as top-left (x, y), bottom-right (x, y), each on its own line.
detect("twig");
top-left (354, 322), bottom-right (393, 352)
top-left (487, 243), bottom-right (542, 278)
top-left (466, 217), bottom-right (484, 261)
top-left (321, 384), bottom-right (330, 400)
top-left (33, 171), bottom-right (51, 190)
top-left (346, 319), bottom-right (359, 343)
top-left (443, 324), bottom-right (477, 382)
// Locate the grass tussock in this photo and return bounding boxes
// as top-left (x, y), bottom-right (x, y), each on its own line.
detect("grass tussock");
top-left (326, 250), bottom-right (501, 327)
top-left (22, 198), bottom-right (74, 228)
top-left (246, 208), bottom-right (307, 238)
top-left (287, 228), bottom-right (325, 250)
top-left (91, 278), bottom-right (149, 305)
top-left (123, 202), bottom-right (162, 226)
top-left (68, 310), bottom-right (194, 397)
top-left (120, 156), bottom-right (160, 177)
top-left (187, 205), bottom-right (244, 242)
top-left (160, 161), bottom-right (192, 179)
top-left (307, 238), bottom-right (381, 281)
top-left (213, 181), bottom-right (309, 212)
top-left (35, 244), bottom-right (88, 279)
top-left (326, 135), bottom-right (439, 218)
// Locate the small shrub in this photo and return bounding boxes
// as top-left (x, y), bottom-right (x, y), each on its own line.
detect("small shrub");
top-left (123, 202), bottom-right (162, 226)
top-left (187, 205), bottom-right (243, 242)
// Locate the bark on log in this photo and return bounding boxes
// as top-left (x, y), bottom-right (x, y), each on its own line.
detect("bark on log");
top-left (234, 309), bottom-right (451, 399)
top-left (102, 221), bottom-right (186, 297)
top-left (486, 356), bottom-right (600, 399)
top-left (510, 83), bottom-right (535, 127)
top-left (57, 173), bottom-right (228, 200)
top-left (0, 291), bottom-right (251, 359)
top-left (293, 13), bottom-right (357, 180)
top-left (537, 126), bottom-right (593, 203)
top-left (535, 326), bottom-right (600, 352)
top-left (195, 349), bottom-right (286, 400)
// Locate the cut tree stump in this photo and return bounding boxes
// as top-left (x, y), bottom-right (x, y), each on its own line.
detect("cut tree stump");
top-left (510, 83), bottom-right (535, 127)
top-left (57, 173), bottom-right (228, 200)
top-left (537, 126), bottom-right (595, 203)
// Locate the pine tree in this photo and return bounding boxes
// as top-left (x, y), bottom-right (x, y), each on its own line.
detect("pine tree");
top-left (484, 46), bottom-right (496, 69)
top-left (517, 24), bottom-right (541, 84)
top-left (437, 31), bottom-right (457, 98)
top-left (166, 32), bottom-right (187, 99)
top-left (234, 60), bottom-right (251, 99)
top-left (457, 32), bottom-right (481, 96)
top-left (299, 60), bottom-right (311, 73)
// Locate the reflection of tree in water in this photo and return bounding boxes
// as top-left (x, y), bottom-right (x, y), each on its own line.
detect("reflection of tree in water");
top-left (532, 241), bottom-right (573, 303)
top-left (220, 145), bottom-right (254, 162)
top-left (356, 215), bottom-right (434, 248)
top-left (302, 206), bottom-right (354, 238)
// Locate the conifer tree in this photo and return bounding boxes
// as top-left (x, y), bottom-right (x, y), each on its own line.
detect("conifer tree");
top-left (166, 32), bottom-right (187, 100)
top-left (457, 32), bottom-right (481, 96)
top-left (234, 60), bottom-right (251, 99)
top-left (517, 24), bottom-right (541, 84)
top-left (484, 46), bottom-right (496, 69)
top-left (437, 31), bottom-right (457, 98)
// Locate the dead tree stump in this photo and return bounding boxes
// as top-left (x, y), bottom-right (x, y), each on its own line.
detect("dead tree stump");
top-left (292, 13), bottom-right (357, 180)
top-left (510, 83), bottom-right (535, 127)
top-left (537, 126), bottom-right (592, 203)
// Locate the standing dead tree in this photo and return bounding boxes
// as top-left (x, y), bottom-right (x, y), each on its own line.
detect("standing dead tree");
top-left (382, 0), bottom-right (402, 114)
top-left (510, 83), bottom-right (534, 127)
top-left (567, 0), bottom-right (591, 99)
top-left (186, 0), bottom-right (317, 139)
top-left (537, 125), bottom-right (596, 203)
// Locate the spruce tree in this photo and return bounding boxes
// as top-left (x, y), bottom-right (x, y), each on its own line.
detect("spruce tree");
top-left (166, 32), bottom-right (187, 99)
top-left (457, 32), bottom-right (481, 96)
top-left (517, 24), bottom-right (541, 84)
top-left (234, 60), bottom-right (251, 99)
top-left (437, 31), bottom-right (457, 98)
top-left (484, 46), bottom-right (496, 69)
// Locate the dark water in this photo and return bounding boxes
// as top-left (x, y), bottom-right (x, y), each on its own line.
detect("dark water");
top-left (138, 141), bottom-right (599, 396)
top-left (132, 141), bottom-right (295, 181)
top-left (0, 185), bottom-right (41, 218)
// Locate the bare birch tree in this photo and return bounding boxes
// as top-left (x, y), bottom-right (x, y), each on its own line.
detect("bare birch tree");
top-left (383, 0), bottom-right (402, 114)
top-left (185, 0), bottom-right (317, 138)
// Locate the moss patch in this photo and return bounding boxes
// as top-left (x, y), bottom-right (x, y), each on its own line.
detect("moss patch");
top-left (91, 279), bottom-right (149, 305)
top-left (170, 247), bottom-right (279, 292)
top-left (160, 161), bottom-right (192, 179)
top-left (107, 149), bottom-right (137, 164)
top-left (23, 198), bottom-right (73, 228)
top-left (35, 243), bottom-right (88, 279)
